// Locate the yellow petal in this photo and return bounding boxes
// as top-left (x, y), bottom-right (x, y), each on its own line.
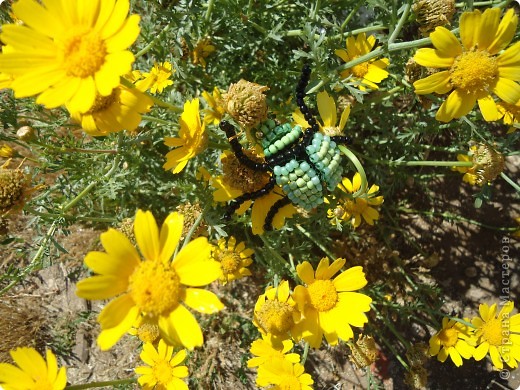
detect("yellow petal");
top-left (76, 274), bottom-right (128, 300)
top-left (134, 209), bottom-right (160, 261)
top-left (333, 266), bottom-right (367, 291)
top-left (414, 47), bottom-right (454, 69)
top-left (97, 302), bottom-right (139, 351)
top-left (99, 0), bottom-right (130, 39)
top-left (338, 104), bottom-right (351, 131)
top-left (473, 342), bottom-right (489, 360)
top-left (430, 26), bottom-right (462, 58)
top-left (296, 261), bottom-right (315, 285)
top-left (476, 8), bottom-right (501, 52)
top-left (11, 347), bottom-right (46, 379)
top-left (477, 96), bottom-right (499, 121)
top-left (159, 304), bottom-right (203, 349)
top-left (66, 77), bottom-right (96, 113)
top-left (460, 10), bottom-right (482, 50)
top-left (435, 89), bottom-right (477, 122)
top-left (99, 228), bottom-right (141, 268)
top-left (487, 8), bottom-right (518, 55)
top-left (11, 0), bottom-right (64, 38)
top-left (184, 288), bottom-right (224, 313)
top-left (105, 14), bottom-right (140, 52)
top-left (174, 238), bottom-right (220, 286)
top-left (317, 91), bottom-right (337, 128)
top-left (159, 212), bottom-right (183, 263)
top-left (493, 77), bottom-right (520, 104)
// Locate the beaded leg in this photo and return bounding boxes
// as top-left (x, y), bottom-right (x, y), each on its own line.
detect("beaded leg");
top-left (224, 176), bottom-right (276, 220)
top-left (331, 135), bottom-right (352, 146)
top-left (296, 64), bottom-right (319, 136)
top-left (220, 120), bottom-right (269, 171)
top-left (264, 196), bottom-right (292, 231)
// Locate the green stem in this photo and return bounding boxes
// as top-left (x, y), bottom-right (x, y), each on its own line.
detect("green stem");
top-left (446, 316), bottom-right (476, 329)
top-left (285, 25), bottom-right (386, 40)
top-left (339, 0), bottom-right (364, 35)
top-left (338, 145), bottom-right (368, 196)
top-left (24, 207), bottom-right (117, 223)
top-left (0, 220), bottom-right (58, 296)
top-left (295, 224), bottom-right (335, 260)
top-left (388, 1), bottom-right (411, 45)
top-left (501, 172), bottom-right (520, 193)
top-left (147, 95), bottom-right (183, 112)
top-left (258, 235), bottom-right (297, 280)
top-left (135, 23), bottom-right (172, 58)
top-left (390, 160), bottom-right (473, 167)
top-left (141, 115), bottom-right (174, 126)
top-left (61, 134), bottom-right (123, 213)
top-left (397, 207), bottom-right (519, 232)
top-left (32, 141), bottom-right (117, 154)
top-left (181, 202), bottom-right (207, 250)
top-left (371, 303), bottom-right (411, 350)
top-left (300, 342), bottom-right (310, 365)
top-left (65, 378), bottom-right (137, 390)
top-left (204, 0), bottom-right (215, 22)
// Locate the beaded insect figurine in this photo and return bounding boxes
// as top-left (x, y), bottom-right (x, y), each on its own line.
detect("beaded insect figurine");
top-left (220, 64), bottom-right (350, 232)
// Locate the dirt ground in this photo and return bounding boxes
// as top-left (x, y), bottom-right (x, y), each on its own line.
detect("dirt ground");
top-left (0, 157), bottom-right (518, 390)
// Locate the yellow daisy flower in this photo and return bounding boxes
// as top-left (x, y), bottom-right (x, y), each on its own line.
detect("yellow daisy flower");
top-left (335, 32), bottom-right (390, 90)
top-left (67, 83), bottom-right (153, 136)
top-left (453, 152), bottom-right (479, 185)
top-left (76, 209), bottom-right (224, 351)
top-left (247, 335), bottom-right (300, 368)
top-left (256, 358), bottom-right (314, 390)
top-left (0, 144), bottom-right (15, 158)
top-left (213, 235), bottom-right (254, 285)
top-left (202, 87), bottom-right (226, 125)
top-left (137, 61), bottom-right (174, 94)
top-left (0, 0), bottom-right (140, 113)
top-left (292, 258), bottom-right (372, 348)
top-left (472, 301), bottom-right (520, 370)
top-left (293, 90), bottom-right (351, 136)
top-left (327, 172), bottom-right (384, 228)
top-left (428, 317), bottom-right (476, 367)
top-left (135, 340), bottom-right (189, 390)
top-left (253, 280), bottom-right (301, 342)
top-left (413, 8), bottom-right (520, 122)
top-left (164, 98), bottom-right (208, 174)
top-left (209, 151), bottom-right (297, 235)
top-left (0, 347), bottom-right (67, 390)
top-left (192, 38), bottom-right (215, 68)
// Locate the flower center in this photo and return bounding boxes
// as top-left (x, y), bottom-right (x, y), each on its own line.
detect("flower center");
top-left (343, 198), bottom-right (368, 215)
top-left (129, 260), bottom-right (182, 317)
top-left (62, 28), bottom-right (107, 78)
top-left (256, 300), bottom-right (295, 335)
top-left (136, 322), bottom-right (160, 344)
top-left (481, 318), bottom-right (505, 346)
top-left (352, 61), bottom-right (369, 78)
top-left (222, 152), bottom-right (270, 193)
top-left (450, 50), bottom-right (498, 94)
top-left (307, 279), bottom-right (338, 312)
top-left (438, 327), bottom-right (459, 348)
top-left (217, 251), bottom-right (242, 274)
top-left (85, 90), bottom-right (119, 114)
top-left (153, 359), bottom-right (174, 385)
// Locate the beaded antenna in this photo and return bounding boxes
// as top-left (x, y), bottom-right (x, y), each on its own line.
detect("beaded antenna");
top-left (220, 64), bottom-right (350, 231)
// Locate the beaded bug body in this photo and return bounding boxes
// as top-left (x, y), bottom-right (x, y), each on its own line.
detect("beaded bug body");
top-left (220, 64), bottom-right (349, 231)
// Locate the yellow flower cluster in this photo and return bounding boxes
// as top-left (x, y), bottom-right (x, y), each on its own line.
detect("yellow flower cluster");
top-left (248, 258), bottom-right (372, 387)
top-left (429, 301), bottom-right (520, 370)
